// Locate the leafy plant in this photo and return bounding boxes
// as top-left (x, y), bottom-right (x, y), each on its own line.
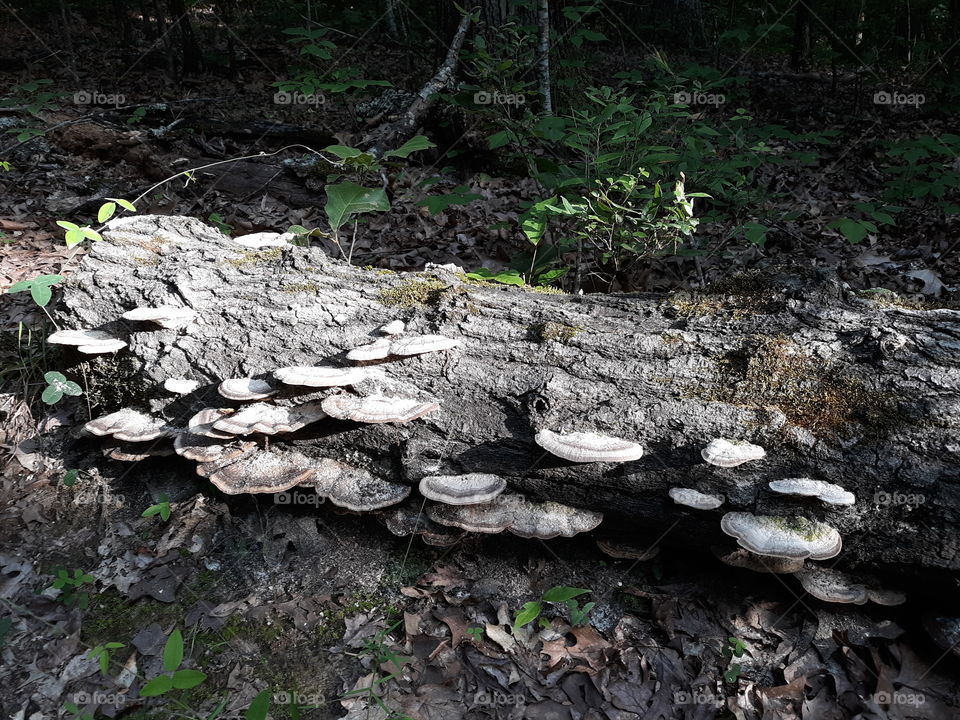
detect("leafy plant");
top-left (62, 469), bottom-right (80, 487)
top-left (140, 629), bottom-right (207, 696)
top-left (513, 586), bottom-right (594, 631)
top-left (417, 185), bottom-right (482, 215)
top-left (48, 568), bottom-right (95, 609)
top-left (465, 626), bottom-right (485, 642)
top-left (41, 371), bottom-right (82, 405)
top-left (5, 273), bottom-right (63, 307)
top-left (722, 636), bottom-right (749, 683)
top-left (142, 496), bottom-right (172, 522)
top-left (341, 620), bottom-right (413, 719)
top-left (88, 642), bottom-right (125, 675)
top-left (207, 213), bottom-right (232, 235)
top-left (62, 702), bottom-right (94, 720)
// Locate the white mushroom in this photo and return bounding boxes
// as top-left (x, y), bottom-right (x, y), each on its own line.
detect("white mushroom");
top-left (311, 458), bottom-right (411, 511)
top-left (389, 334), bottom-right (461, 356)
top-left (701, 438), bottom-right (766, 467)
top-left (346, 338), bottom-right (392, 362)
top-left (321, 394), bottom-right (439, 424)
top-left (188, 408), bottom-right (235, 439)
top-left (534, 429), bottom-right (643, 463)
top-left (669, 487), bottom-right (724, 510)
top-left (230, 231), bottom-right (294, 249)
top-left (720, 512), bottom-right (842, 560)
top-left (768, 478), bottom-right (855, 507)
top-left (164, 378), bottom-right (199, 394)
top-left (218, 378), bottom-right (277, 401)
top-left (427, 495), bottom-right (603, 539)
top-left (273, 365), bottom-right (367, 387)
top-left (47, 329), bottom-right (127, 354)
top-left (122, 306), bottom-right (197, 329)
top-left (419, 473), bottom-right (507, 505)
top-left (211, 400), bottom-right (327, 435)
top-left (85, 408), bottom-right (174, 442)
top-left (380, 320), bottom-right (405, 335)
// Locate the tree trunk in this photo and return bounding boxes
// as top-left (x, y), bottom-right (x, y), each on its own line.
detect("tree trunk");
top-left (791, 0), bottom-right (814, 70)
top-left (57, 216), bottom-right (960, 587)
top-left (537, 0), bottom-right (552, 114)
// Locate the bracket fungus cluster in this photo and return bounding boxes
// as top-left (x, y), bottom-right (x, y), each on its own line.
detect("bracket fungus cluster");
top-left (209, 401), bottom-right (327, 436)
top-left (768, 478), bottom-right (856, 507)
top-left (85, 408), bottom-right (175, 442)
top-left (418, 473), bottom-right (506, 505)
top-left (427, 495), bottom-right (603, 540)
top-left (669, 487), bottom-right (724, 510)
top-left (218, 378), bottom-right (277, 402)
top-left (535, 429), bottom-right (643, 463)
top-left (321, 394), bottom-right (439, 424)
top-left (794, 565), bottom-right (905, 606)
top-left (273, 365), bottom-right (367, 387)
top-left (720, 512), bottom-right (842, 560)
top-left (701, 438), bottom-right (766, 467)
top-left (122, 306), bottom-right (197, 329)
top-left (389, 334), bottom-right (461, 356)
top-left (48, 329), bottom-right (127, 354)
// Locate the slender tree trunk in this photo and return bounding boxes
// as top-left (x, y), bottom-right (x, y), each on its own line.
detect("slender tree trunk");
top-left (537, 0), bottom-right (552, 114)
top-left (167, 0), bottom-right (202, 74)
top-left (791, 0), bottom-right (814, 70)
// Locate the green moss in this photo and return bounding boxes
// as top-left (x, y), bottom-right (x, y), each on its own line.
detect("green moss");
top-left (529, 284), bottom-right (565, 295)
top-left (856, 288), bottom-right (960, 310)
top-left (82, 354), bottom-right (154, 410)
top-left (226, 248), bottom-right (284, 267)
top-left (702, 334), bottom-right (899, 436)
top-left (282, 281), bottom-right (320, 294)
top-left (378, 278), bottom-right (447, 307)
top-left (530, 321), bottom-right (581, 343)
top-left (767, 515), bottom-right (827, 542)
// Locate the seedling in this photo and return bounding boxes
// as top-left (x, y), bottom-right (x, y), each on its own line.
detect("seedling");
top-left (5, 273), bottom-right (63, 307)
top-left (88, 642), bottom-right (125, 675)
top-left (142, 496), bottom-right (172, 522)
top-left (48, 568), bottom-right (94, 609)
top-left (465, 626), bottom-right (485, 642)
top-left (62, 469), bottom-right (80, 487)
top-left (513, 586), bottom-right (595, 631)
top-left (42, 371), bottom-right (82, 405)
top-left (140, 629), bottom-right (207, 696)
top-left (722, 636), bottom-right (749, 683)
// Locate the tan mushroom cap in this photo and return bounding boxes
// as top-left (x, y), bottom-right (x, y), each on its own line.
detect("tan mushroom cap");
top-left (389, 334), bottom-right (461, 356)
top-left (321, 394), bottom-right (439, 424)
top-left (121, 306), bottom-right (197, 329)
top-left (701, 438), bottom-right (766, 467)
top-left (794, 565), bottom-right (868, 604)
top-left (211, 400), bottom-right (326, 435)
top-left (418, 473), bottom-right (507, 505)
top-left (427, 495), bottom-right (603, 539)
top-left (381, 505), bottom-right (466, 547)
top-left (669, 487), bottom-right (724, 510)
top-left (346, 339), bottom-right (392, 362)
top-left (768, 478), bottom-right (856, 507)
top-left (174, 432), bottom-right (255, 463)
top-left (273, 365), bottom-right (367, 387)
top-left (85, 408), bottom-right (174, 442)
top-left (596, 538), bottom-right (659, 561)
top-left (720, 512), bottom-right (842, 560)
top-left (311, 458), bottom-right (411, 511)
top-left (48, 329), bottom-right (127, 354)
top-left (206, 449), bottom-right (315, 495)
top-left (188, 408), bottom-right (236, 439)
top-left (534, 429), bottom-right (644, 463)
top-left (102, 441), bottom-right (175, 462)
top-left (712, 546), bottom-right (805, 574)
top-left (218, 378), bottom-right (277, 401)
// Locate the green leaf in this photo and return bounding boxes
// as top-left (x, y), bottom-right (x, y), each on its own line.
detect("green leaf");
top-left (417, 187), bottom-right (482, 215)
top-left (33, 273), bottom-right (63, 286)
top-left (6, 280), bottom-right (32, 293)
top-left (56, 221), bottom-right (80, 231)
top-left (62, 381), bottom-right (82, 396)
top-left (543, 586), bottom-right (590, 603)
top-left (324, 182), bottom-right (390, 232)
top-left (140, 674), bottom-right (174, 697)
top-left (383, 135), bottom-right (436, 160)
top-left (63, 469), bottom-right (79, 486)
top-left (110, 197), bottom-right (137, 212)
top-left (30, 283), bottom-right (52, 306)
top-left (487, 131), bottom-right (511, 149)
top-left (323, 144), bottom-right (364, 159)
top-left (97, 202), bottom-right (116, 223)
top-left (172, 668), bottom-right (207, 689)
top-left (142, 505), bottom-right (161, 517)
top-left (41, 386), bottom-right (63, 404)
top-left (520, 213), bottom-right (547, 245)
top-left (44, 371), bottom-right (66, 384)
top-left (81, 228), bottom-right (102, 242)
top-left (160, 503), bottom-right (171, 521)
top-left (741, 222), bottom-right (769, 247)
top-left (245, 689), bottom-right (272, 720)
top-left (65, 229), bottom-right (85, 247)
top-left (513, 601), bottom-right (541, 630)
top-left (105, 642), bottom-right (125, 649)
top-left (163, 630), bottom-right (184, 672)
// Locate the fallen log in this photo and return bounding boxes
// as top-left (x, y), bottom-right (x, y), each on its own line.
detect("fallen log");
top-left (56, 215), bottom-right (960, 585)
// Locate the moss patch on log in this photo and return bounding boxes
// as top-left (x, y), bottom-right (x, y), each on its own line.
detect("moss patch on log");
top-left (378, 278), bottom-right (447, 307)
top-left (529, 321), bottom-right (581, 343)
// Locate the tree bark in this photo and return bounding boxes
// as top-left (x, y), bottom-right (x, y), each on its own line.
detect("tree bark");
top-left (537, 0), bottom-right (552, 114)
top-left (57, 216), bottom-right (960, 583)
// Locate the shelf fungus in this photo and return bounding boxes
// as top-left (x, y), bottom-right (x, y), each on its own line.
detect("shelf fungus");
top-left (418, 473), bottom-right (507, 505)
top-left (273, 365), bottom-right (367, 387)
top-left (85, 408), bottom-right (175, 442)
top-left (768, 478), bottom-right (856, 507)
top-left (311, 459), bottom-right (411, 511)
top-left (346, 339), bottom-right (392, 362)
top-left (380, 320), bottom-right (405, 336)
top-left (231, 231), bottom-right (293, 249)
top-left (203, 449), bottom-right (315, 495)
top-left (102, 441), bottom-right (175, 462)
top-left (534, 429), bottom-right (644, 463)
top-left (712, 546), bottom-right (805, 574)
top-left (321, 394), bottom-right (439, 424)
top-left (211, 401), bottom-right (327, 436)
top-left (427, 495), bottom-right (603, 540)
top-left (47, 329), bottom-right (127, 354)
top-left (669, 487), bottom-right (724, 510)
top-left (701, 438), bottom-right (766, 467)
top-left (164, 378), bottom-right (199, 394)
top-left (218, 378), bottom-right (277, 402)
top-left (720, 512), bottom-right (842, 560)
top-left (121, 306), bottom-right (197, 329)
top-left (389, 334), bottom-right (461, 356)
top-left (380, 504), bottom-right (466, 547)
top-left (794, 565), bottom-right (906, 606)
top-left (174, 432), bottom-right (255, 463)
top-left (596, 538), bottom-right (659, 561)
top-left (188, 408), bottom-right (236, 439)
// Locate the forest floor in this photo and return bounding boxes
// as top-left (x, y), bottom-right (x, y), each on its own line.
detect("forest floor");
top-left (2, 20), bottom-right (960, 720)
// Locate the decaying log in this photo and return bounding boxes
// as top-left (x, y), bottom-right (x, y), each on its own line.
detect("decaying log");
top-left (56, 215), bottom-right (960, 582)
